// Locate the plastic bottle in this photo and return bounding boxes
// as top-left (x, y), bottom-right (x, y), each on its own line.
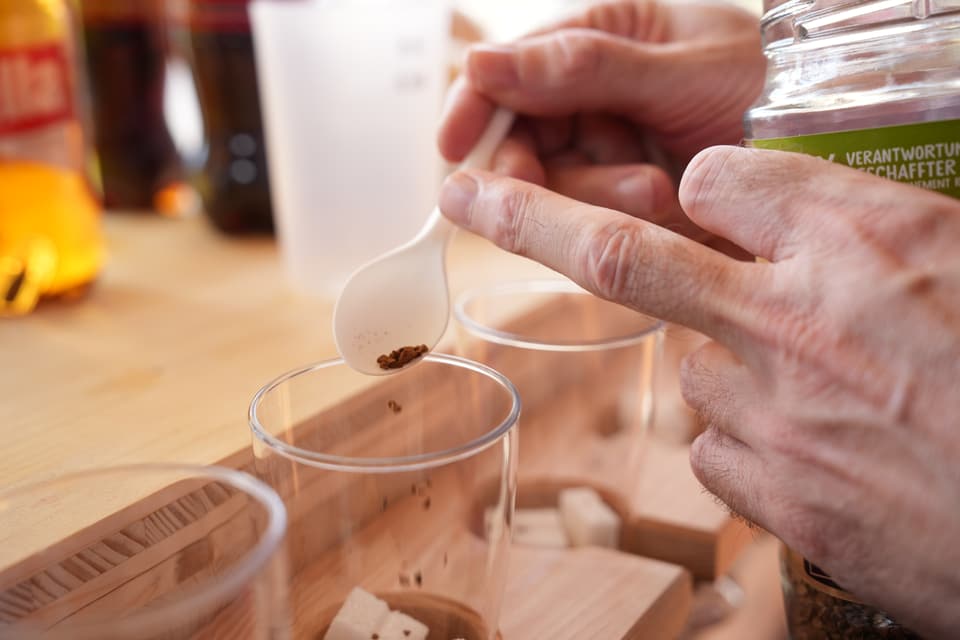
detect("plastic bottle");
top-left (0, 0), bottom-right (104, 315)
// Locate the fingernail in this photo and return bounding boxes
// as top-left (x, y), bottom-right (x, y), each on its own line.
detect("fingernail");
top-left (468, 44), bottom-right (519, 90)
top-left (439, 171), bottom-right (479, 224)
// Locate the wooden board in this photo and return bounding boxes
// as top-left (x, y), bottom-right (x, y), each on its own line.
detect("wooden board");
top-left (0, 214), bottom-right (749, 635)
top-left (0, 462), bottom-right (691, 640)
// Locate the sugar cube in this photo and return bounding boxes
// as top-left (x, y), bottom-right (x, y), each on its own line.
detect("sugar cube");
top-left (324, 587), bottom-right (390, 640)
top-left (558, 487), bottom-right (620, 548)
top-left (375, 610), bottom-right (429, 640)
top-left (512, 508), bottom-right (569, 548)
top-left (483, 504), bottom-right (505, 541)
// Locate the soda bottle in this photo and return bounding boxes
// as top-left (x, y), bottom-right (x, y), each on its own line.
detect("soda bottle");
top-left (182, 0), bottom-right (273, 234)
top-left (0, 0), bottom-right (104, 315)
top-left (80, 0), bottom-right (187, 212)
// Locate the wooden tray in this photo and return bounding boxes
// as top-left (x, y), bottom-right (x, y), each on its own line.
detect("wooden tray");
top-left (0, 216), bottom-right (752, 637)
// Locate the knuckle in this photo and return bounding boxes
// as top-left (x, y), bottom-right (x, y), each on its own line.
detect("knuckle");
top-left (584, 1), bottom-right (638, 37)
top-left (689, 429), bottom-right (724, 486)
top-left (582, 221), bottom-right (642, 302)
top-left (491, 185), bottom-right (537, 255)
top-left (544, 31), bottom-right (603, 84)
top-left (763, 416), bottom-right (810, 460)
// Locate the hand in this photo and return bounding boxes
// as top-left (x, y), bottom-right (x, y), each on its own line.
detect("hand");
top-left (438, 147), bottom-right (960, 638)
top-left (439, 0), bottom-right (764, 247)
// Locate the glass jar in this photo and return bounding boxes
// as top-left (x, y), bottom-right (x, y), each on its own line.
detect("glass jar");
top-left (745, 0), bottom-right (960, 199)
top-left (744, 1), bottom-right (960, 636)
top-left (780, 546), bottom-right (922, 639)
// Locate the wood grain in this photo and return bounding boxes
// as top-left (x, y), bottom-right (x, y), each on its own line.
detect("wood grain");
top-left (0, 215), bottom-right (753, 636)
top-left (0, 479), bottom-right (279, 637)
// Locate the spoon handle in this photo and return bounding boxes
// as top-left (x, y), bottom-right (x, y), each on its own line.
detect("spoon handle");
top-left (418, 108), bottom-right (516, 245)
top-left (462, 107), bottom-right (516, 169)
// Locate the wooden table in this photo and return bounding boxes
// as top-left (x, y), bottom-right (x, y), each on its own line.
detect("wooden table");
top-left (0, 214), bottom-right (783, 638)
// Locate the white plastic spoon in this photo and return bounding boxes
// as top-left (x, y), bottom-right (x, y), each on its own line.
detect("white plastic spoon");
top-left (333, 108), bottom-right (515, 375)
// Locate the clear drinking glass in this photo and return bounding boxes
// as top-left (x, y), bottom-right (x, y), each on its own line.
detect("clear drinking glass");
top-left (0, 464), bottom-right (290, 640)
top-left (454, 278), bottom-right (664, 529)
top-left (248, 354), bottom-right (520, 640)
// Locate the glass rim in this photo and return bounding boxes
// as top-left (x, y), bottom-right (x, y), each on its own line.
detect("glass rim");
top-left (248, 353), bottom-right (521, 473)
top-left (0, 463), bottom-right (287, 638)
top-left (454, 278), bottom-right (665, 352)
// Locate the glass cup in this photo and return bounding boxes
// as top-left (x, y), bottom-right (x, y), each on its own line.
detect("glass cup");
top-left (0, 464), bottom-right (289, 639)
top-left (454, 278), bottom-right (664, 529)
top-left (249, 354), bottom-right (520, 640)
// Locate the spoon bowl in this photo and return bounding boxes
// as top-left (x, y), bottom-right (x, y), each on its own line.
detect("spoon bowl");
top-left (334, 108), bottom-right (515, 375)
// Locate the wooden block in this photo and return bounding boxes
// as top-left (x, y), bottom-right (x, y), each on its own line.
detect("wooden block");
top-left (558, 488), bottom-right (620, 549)
top-left (502, 547), bottom-right (692, 640)
top-left (688, 535), bottom-right (788, 640)
top-left (623, 439), bottom-right (755, 580)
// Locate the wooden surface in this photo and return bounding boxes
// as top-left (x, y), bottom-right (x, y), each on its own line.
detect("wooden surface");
top-left (1, 214), bottom-right (761, 637)
top-left (0, 461), bottom-right (692, 640)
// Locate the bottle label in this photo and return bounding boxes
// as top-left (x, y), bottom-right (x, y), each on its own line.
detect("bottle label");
top-left (750, 119), bottom-right (960, 200)
top-left (790, 552), bottom-right (862, 603)
top-left (0, 44), bottom-right (74, 136)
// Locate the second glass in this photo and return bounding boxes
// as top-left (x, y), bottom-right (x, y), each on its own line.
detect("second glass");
top-left (454, 279), bottom-right (664, 521)
top-left (248, 354), bottom-right (520, 640)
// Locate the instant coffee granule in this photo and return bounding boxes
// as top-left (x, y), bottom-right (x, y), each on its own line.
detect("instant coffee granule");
top-left (377, 345), bottom-right (428, 370)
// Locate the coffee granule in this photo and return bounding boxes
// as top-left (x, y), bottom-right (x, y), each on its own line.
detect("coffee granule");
top-left (377, 344), bottom-right (428, 370)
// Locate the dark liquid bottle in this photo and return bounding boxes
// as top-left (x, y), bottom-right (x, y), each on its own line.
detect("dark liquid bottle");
top-left (185, 0), bottom-right (273, 234)
top-left (80, 0), bottom-right (184, 211)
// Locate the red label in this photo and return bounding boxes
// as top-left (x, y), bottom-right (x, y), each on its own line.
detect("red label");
top-left (0, 44), bottom-right (74, 136)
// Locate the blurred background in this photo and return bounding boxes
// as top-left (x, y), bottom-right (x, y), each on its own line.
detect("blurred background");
top-left (0, 0), bottom-right (762, 314)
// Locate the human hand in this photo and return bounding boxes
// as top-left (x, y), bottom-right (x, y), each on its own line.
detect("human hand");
top-left (439, 0), bottom-right (764, 245)
top-left (438, 147), bottom-right (960, 638)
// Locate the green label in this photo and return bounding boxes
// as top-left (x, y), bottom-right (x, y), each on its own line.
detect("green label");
top-left (750, 119), bottom-right (960, 199)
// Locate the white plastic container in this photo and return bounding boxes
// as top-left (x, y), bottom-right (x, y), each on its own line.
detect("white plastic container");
top-left (250, 0), bottom-right (452, 298)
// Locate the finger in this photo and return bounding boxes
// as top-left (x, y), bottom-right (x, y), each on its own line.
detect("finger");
top-left (680, 340), bottom-right (767, 447)
top-left (529, 116), bottom-right (574, 156)
top-left (679, 145), bottom-right (955, 262)
top-left (462, 30), bottom-right (737, 130)
top-left (437, 76), bottom-right (496, 162)
top-left (545, 164), bottom-right (675, 220)
top-left (575, 113), bottom-right (646, 164)
top-left (492, 125), bottom-right (546, 185)
top-left (689, 426), bottom-right (770, 530)
top-left (465, 33), bottom-right (655, 116)
top-left (544, 150), bottom-right (592, 169)
top-left (544, 163), bottom-right (745, 256)
top-left (438, 168), bottom-right (760, 342)
top-left (523, 1), bottom-right (660, 41)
